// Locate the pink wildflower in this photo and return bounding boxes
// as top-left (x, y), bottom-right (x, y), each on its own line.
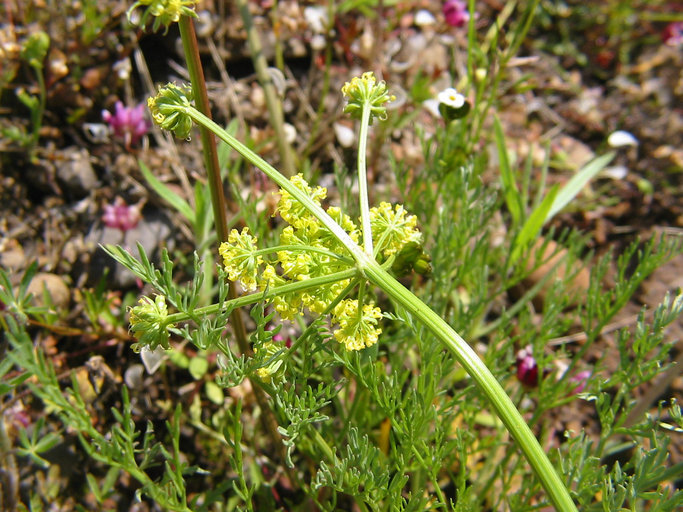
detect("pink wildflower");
top-left (443, 0), bottom-right (469, 28)
top-left (102, 197), bottom-right (141, 231)
top-left (663, 22), bottom-right (683, 46)
top-left (516, 346), bottom-right (539, 387)
top-left (102, 101), bottom-right (150, 147)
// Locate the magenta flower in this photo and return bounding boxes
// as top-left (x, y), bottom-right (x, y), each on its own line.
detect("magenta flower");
top-left (516, 347), bottom-right (539, 387)
top-left (102, 101), bottom-right (151, 147)
top-left (443, 0), bottom-right (469, 28)
top-left (102, 197), bottom-right (141, 231)
top-left (663, 22), bottom-right (683, 46)
top-left (273, 332), bottom-right (293, 349)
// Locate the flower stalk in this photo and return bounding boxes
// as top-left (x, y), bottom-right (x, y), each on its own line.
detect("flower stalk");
top-left (357, 104), bottom-right (374, 256)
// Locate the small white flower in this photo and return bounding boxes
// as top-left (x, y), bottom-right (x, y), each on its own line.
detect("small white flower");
top-left (607, 130), bottom-right (638, 148)
top-left (438, 87), bottom-right (466, 109)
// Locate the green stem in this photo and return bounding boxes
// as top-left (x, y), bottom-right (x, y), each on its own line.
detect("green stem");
top-left (252, 244), bottom-right (354, 265)
top-left (166, 268), bottom-right (358, 325)
top-left (236, 0), bottom-right (295, 177)
top-left (357, 104), bottom-right (374, 256)
top-left (362, 261), bottom-right (577, 512)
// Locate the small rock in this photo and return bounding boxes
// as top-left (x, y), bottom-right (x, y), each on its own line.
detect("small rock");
top-left (0, 239), bottom-right (25, 271)
top-left (334, 122), bottom-right (355, 148)
top-left (55, 146), bottom-right (98, 198)
top-left (86, 208), bottom-right (174, 288)
top-left (140, 346), bottom-right (167, 374)
top-left (415, 10), bottom-right (436, 27)
top-left (607, 130), bottom-right (638, 148)
top-left (602, 165), bottom-right (628, 180)
top-left (124, 364), bottom-right (145, 390)
top-left (27, 272), bottom-right (70, 310)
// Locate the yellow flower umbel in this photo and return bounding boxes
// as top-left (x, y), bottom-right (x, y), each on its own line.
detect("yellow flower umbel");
top-left (215, 173), bottom-right (426, 352)
top-left (218, 228), bottom-right (263, 292)
top-left (341, 71), bottom-right (395, 123)
top-left (332, 299), bottom-right (383, 351)
top-left (128, 295), bottom-right (174, 352)
top-left (370, 202), bottom-right (422, 258)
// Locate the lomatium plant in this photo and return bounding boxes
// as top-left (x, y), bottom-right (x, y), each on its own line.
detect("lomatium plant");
top-left (118, 63), bottom-right (578, 510)
top-left (4, 2), bottom-right (681, 512)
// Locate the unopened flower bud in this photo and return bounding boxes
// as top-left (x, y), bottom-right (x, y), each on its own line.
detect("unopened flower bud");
top-left (341, 71), bottom-right (396, 124)
top-left (147, 83), bottom-right (194, 139)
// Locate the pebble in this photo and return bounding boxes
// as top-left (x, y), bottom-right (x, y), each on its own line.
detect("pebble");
top-left (334, 122), bottom-right (355, 148)
top-left (55, 146), bottom-right (99, 198)
top-left (86, 209), bottom-right (174, 289)
top-left (27, 272), bottom-right (71, 309)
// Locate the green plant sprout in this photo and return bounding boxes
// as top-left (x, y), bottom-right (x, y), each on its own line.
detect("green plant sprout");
top-left (2, 30), bottom-right (50, 159)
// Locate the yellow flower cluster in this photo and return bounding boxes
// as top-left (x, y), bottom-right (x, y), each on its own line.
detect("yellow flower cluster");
top-left (276, 173), bottom-right (327, 229)
top-left (332, 299), bottom-right (383, 351)
top-left (218, 174), bottom-right (358, 322)
top-left (218, 228), bottom-right (263, 292)
top-left (217, 174), bottom-right (424, 352)
top-left (370, 202), bottom-right (422, 257)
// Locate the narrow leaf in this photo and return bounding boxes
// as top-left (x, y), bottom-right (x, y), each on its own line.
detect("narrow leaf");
top-left (494, 115), bottom-right (523, 226)
top-left (139, 159), bottom-right (195, 223)
top-left (546, 151), bottom-right (616, 220)
top-left (511, 184), bottom-right (559, 264)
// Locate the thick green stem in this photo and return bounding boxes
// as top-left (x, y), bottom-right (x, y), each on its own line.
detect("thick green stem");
top-left (357, 104), bottom-right (374, 256)
top-left (166, 268), bottom-right (358, 325)
top-left (362, 261), bottom-right (577, 512)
